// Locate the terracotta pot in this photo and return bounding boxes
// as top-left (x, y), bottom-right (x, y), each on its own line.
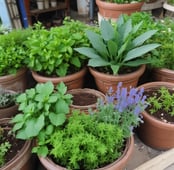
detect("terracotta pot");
top-left (0, 90), bottom-right (18, 119)
top-left (89, 65), bottom-right (146, 94)
top-left (67, 88), bottom-right (105, 113)
top-left (96, 0), bottom-right (144, 19)
top-left (137, 81), bottom-right (174, 150)
top-left (152, 68), bottom-right (174, 83)
top-left (31, 67), bottom-right (87, 90)
top-left (0, 118), bottom-right (33, 170)
top-left (39, 136), bottom-right (134, 170)
top-left (0, 68), bottom-right (28, 92)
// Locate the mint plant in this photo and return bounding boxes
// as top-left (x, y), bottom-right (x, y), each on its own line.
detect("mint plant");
top-left (147, 87), bottom-right (174, 116)
top-left (90, 82), bottom-right (148, 137)
top-left (24, 18), bottom-right (94, 77)
top-left (11, 81), bottom-right (72, 156)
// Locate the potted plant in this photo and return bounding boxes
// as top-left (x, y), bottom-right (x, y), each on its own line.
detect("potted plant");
top-left (11, 82), bottom-right (148, 170)
top-left (24, 18), bottom-right (95, 89)
top-left (0, 28), bottom-right (32, 92)
top-left (96, 0), bottom-right (145, 20)
top-left (0, 87), bottom-right (19, 119)
top-left (75, 15), bottom-right (160, 93)
top-left (11, 81), bottom-right (73, 156)
top-left (145, 17), bottom-right (174, 83)
top-left (137, 81), bottom-right (174, 150)
top-left (0, 118), bottom-right (33, 170)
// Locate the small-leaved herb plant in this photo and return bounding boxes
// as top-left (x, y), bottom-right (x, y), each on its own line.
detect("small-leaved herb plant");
top-left (0, 28), bottom-right (31, 76)
top-left (48, 110), bottom-right (124, 169)
top-left (147, 86), bottom-right (174, 117)
top-left (11, 81), bottom-right (72, 156)
top-left (0, 127), bottom-right (11, 167)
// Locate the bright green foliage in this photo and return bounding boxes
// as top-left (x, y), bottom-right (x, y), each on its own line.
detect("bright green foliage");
top-left (147, 87), bottom-right (174, 116)
top-left (48, 110), bottom-right (124, 170)
top-left (0, 28), bottom-right (31, 76)
top-left (0, 128), bottom-right (11, 167)
top-left (147, 18), bottom-right (174, 70)
top-left (0, 142), bottom-right (11, 167)
top-left (24, 18), bottom-right (94, 77)
top-left (75, 15), bottom-right (160, 75)
top-left (11, 81), bottom-right (72, 156)
top-left (104, 0), bottom-right (143, 3)
top-left (167, 0), bottom-right (174, 5)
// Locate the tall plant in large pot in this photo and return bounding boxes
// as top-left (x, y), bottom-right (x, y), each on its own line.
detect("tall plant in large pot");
top-left (96, 0), bottom-right (144, 20)
top-left (11, 82), bottom-right (148, 170)
top-left (24, 18), bottom-right (95, 90)
top-left (75, 15), bottom-right (160, 93)
top-left (0, 28), bottom-right (31, 92)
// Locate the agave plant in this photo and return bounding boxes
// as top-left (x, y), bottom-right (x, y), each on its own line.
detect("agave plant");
top-left (75, 15), bottom-right (160, 75)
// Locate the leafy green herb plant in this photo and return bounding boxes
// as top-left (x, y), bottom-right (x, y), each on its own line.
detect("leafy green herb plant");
top-left (0, 28), bottom-right (31, 76)
top-left (147, 86), bottom-right (174, 117)
top-left (24, 18), bottom-right (94, 77)
top-left (11, 81), bottom-right (72, 156)
top-left (75, 15), bottom-right (160, 75)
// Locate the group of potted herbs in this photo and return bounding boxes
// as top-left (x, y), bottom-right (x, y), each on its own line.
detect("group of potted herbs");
top-left (1, 9), bottom-right (174, 169)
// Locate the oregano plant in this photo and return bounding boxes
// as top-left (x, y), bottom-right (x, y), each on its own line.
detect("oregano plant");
top-left (11, 81), bottom-right (72, 156)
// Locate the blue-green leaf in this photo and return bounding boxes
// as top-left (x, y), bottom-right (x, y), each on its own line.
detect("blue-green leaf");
top-left (123, 44), bottom-right (160, 62)
top-left (132, 30), bottom-right (158, 47)
top-left (100, 20), bottom-right (115, 41)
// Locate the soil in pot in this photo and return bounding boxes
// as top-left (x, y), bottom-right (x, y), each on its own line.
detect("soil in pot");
top-left (0, 123), bottom-right (25, 168)
top-left (72, 92), bottom-right (98, 106)
top-left (68, 88), bottom-right (105, 113)
top-left (144, 88), bottom-right (174, 124)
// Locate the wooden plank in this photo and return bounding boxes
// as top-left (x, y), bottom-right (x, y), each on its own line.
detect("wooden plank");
top-left (142, 0), bottom-right (165, 11)
top-left (135, 148), bottom-right (174, 170)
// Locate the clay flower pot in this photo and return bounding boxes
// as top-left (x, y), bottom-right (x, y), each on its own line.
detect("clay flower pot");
top-left (0, 90), bottom-right (18, 119)
top-left (0, 68), bottom-right (28, 92)
top-left (67, 88), bottom-right (105, 113)
top-left (96, 0), bottom-right (144, 20)
top-left (31, 67), bottom-right (87, 90)
top-left (38, 136), bottom-right (134, 170)
top-left (152, 68), bottom-right (174, 83)
top-left (89, 65), bottom-right (146, 94)
top-left (0, 118), bottom-right (33, 170)
top-left (137, 81), bottom-right (174, 150)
